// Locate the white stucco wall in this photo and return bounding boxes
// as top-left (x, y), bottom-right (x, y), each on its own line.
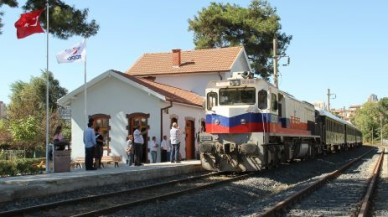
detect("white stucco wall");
top-left (161, 103), bottom-right (205, 159)
top-left (70, 75), bottom-right (164, 162)
top-left (68, 73), bottom-right (204, 163)
top-left (156, 73), bottom-right (221, 96)
top-left (154, 55), bottom-right (250, 96)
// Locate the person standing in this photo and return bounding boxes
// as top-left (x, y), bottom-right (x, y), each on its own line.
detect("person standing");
top-left (53, 125), bottom-right (69, 150)
top-left (94, 126), bottom-right (104, 169)
top-left (160, 135), bottom-right (169, 162)
top-left (149, 136), bottom-right (158, 163)
top-left (133, 125), bottom-right (148, 166)
top-left (84, 120), bottom-right (96, 170)
top-left (170, 122), bottom-right (180, 163)
top-left (125, 135), bottom-right (134, 166)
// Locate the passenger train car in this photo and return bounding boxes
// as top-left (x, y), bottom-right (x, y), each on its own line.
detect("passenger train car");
top-left (199, 71), bottom-right (362, 172)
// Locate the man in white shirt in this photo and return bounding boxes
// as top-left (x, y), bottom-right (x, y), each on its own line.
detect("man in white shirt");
top-left (169, 122), bottom-right (180, 163)
top-left (133, 125), bottom-right (148, 166)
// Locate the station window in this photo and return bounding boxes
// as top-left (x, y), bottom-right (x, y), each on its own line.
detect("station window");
top-left (207, 92), bottom-right (218, 110)
top-left (258, 90), bottom-right (268, 109)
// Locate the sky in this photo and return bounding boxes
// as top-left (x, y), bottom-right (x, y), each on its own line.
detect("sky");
top-left (1, 0), bottom-right (387, 109)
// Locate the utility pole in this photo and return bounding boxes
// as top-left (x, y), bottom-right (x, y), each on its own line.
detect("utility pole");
top-left (273, 38), bottom-right (279, 88)
top-left (327, 88), bottom-right (336, 111)
top-left (272, 37), bottom-right (290, 88)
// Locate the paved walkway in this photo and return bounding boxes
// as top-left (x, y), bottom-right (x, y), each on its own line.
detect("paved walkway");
top-left (0, 160), bottom-right (202, 203)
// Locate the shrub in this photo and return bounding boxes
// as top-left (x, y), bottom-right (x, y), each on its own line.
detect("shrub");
top-left (0, 160), bottom-right (17, 177)
top-left (0, 158), bottom-right (46, 177)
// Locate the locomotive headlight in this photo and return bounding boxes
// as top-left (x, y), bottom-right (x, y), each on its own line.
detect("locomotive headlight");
top-left (240, 119), bottom-right (246, 125)
top-left (214, 119), bottom-right (220, 125)
top-left (229, 80), bottom-right (240, 86)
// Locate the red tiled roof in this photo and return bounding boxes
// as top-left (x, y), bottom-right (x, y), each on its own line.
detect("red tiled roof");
top-left (126, 46), bottom-right (244, 76)
top-left (114, 71), bottom-right (204, 107)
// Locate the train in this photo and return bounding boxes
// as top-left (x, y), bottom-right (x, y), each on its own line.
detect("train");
top-left (199, 71), bottom-right (362, 172)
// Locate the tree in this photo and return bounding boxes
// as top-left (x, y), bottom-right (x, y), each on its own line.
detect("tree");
top-left (353, 102), bottom-right (379, 143)
top-left (188, 0), bottom-right (292, 79)
top-left (378, 97), bottom-right (388, 140)
top-left (0, 0), bottom-right (99, 39)
top-left (352, 98), bottom-right (388, 143)
top-left (7, 71), bottom-right (68, 151)
top-left (0, 119), bottom-right (12, 146)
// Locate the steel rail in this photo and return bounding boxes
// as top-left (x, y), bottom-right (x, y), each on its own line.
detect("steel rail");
top-left (70, 172), bottom-right (251, 217)
top-left (356, 148), bottom-right (385, 217)
top-left (0, 171), bottom-right (226, 217)
top-left (255, 149), bottom-right (374, 217)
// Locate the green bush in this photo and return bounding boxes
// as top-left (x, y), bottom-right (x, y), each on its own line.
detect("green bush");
top-left (0, 158), bottom-right (45, 177)
top-left (0, 160), bottom-right (17, 177)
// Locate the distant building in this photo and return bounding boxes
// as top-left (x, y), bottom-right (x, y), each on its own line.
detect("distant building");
top-left (368, 94), bottom-right (378, 103)
top-left (0, 101), bottom-right (6, 118)
top-left (332, 105), bottom-right (361, 122)
top-left (312, 101), bottom-right (326, 110)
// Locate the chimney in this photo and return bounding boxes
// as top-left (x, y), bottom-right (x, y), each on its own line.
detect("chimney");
top-left (172, 49), bottom-right (181, 67)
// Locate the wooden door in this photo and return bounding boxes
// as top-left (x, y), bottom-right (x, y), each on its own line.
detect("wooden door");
top-left (185, 120), bottom-right (195, 160)
top-left (91, 114), bottom-right (110, 156)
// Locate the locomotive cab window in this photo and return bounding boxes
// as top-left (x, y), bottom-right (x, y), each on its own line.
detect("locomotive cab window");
top-left (207, 92), bottom-right (218, 110)
top-left (258, 90), bottom-right (268, 109)
top-left (271, 93), bottom-right (278, 111)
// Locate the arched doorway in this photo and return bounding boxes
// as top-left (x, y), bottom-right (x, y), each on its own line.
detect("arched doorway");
top-left (91, 114), bottom-right (110, 156)
top-left (127, 113), bottom-right (149, 163)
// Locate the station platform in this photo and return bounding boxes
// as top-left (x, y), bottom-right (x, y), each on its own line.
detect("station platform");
top-left (0, 160), bottom-right (202, 203)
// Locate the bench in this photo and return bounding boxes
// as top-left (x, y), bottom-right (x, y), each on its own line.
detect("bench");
top-left (71, 156), bottom-right (122, 168)
top-left (100, 156), bottom-right (122, 168)
top-left (71, 157), bottom-right (85, 168)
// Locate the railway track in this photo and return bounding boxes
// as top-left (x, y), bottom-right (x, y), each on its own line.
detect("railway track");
top-left (371, 148), bottom-right (388, 217)
top-left (255, 148), bottom-right (384, 217)
top-left (0, 171), bottom-right (251, 217)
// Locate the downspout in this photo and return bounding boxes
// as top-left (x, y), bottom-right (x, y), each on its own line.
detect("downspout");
top-left (160, 100), bottom-right (173, 140)
top-left (218, 72), bottom-right (223, 80)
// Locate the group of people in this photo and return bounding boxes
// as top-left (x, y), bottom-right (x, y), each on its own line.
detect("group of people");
top-left (125, 125), bottom-right (149, 166)
top-left (83, 118), bottom-right (105, 170)
top-left (77, 118), bottom-right (182, 170)
top-left (125, 122), bottom-right (181, 166)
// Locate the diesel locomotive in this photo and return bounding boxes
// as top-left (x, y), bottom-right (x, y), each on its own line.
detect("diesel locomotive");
top-left (199, 71), bottom-right (362, 172)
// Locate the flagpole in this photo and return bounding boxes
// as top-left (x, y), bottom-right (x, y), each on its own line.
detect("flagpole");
top-left (84, 39), bottom-right (87, 128)
top-left (45, 0), bottom-right (50, 173)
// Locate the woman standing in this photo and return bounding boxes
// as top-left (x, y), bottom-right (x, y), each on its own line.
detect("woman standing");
top-left (94, 126), bottom-right (104, 169)
top-left (53, 125), bottom-right (69, 150)
top-left (160, 135), bottom-right (169, 162)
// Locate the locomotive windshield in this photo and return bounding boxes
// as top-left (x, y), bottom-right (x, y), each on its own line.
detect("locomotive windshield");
top-left (219, 87), bottom-right (255, 105)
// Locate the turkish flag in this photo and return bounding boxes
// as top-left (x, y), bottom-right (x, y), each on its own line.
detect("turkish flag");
top-left (14, 9), bottom-right (45, 39)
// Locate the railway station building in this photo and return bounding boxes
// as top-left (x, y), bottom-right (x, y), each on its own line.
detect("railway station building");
top-left (58, 46), bottom-right (251, 163)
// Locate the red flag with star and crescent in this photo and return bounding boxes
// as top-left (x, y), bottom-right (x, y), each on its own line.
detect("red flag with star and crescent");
top-left (14, 9), bottom-right (45, 39)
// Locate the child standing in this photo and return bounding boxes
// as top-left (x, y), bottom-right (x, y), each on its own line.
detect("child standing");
top-left (126, 135), bottom-right (134, 166)
top-left (150, 136), bottom-right (158, 163)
